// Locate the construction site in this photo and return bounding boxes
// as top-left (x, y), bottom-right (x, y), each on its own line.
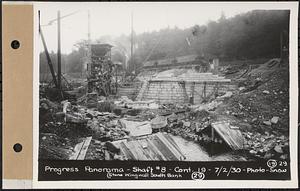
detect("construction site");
top-left (38, 10), bottom-right (290, 162)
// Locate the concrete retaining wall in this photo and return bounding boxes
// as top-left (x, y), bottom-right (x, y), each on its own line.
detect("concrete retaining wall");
top-left (140, 81), bottom-right (236, 104)
top-left (118, 86), bottom-right (139, 100)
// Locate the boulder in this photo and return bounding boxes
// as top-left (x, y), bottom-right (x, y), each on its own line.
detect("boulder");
top-left (150, 116), bottom-right (168, 129)
top-left (119, 119), bottom-right (152, 137)
top-left (183, 121), bottom-right (191, 127)
top-left (274, 145), bottom-right (283, 153)
top-left (262, 90), bottom-right (270, 94)
top-left (167, 113), bottom-right (177, 122)
top-left (271, 116), bottom-right (279, 124)
top-left (263, 121), bottom-right (272, 126)
top-left (239, 87), bottom-right (246, 91)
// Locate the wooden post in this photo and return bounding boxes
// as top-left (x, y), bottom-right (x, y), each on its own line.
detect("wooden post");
top-left (203, 82), bottom-right (207, 102)
top-left (57, 11), bottom-right (61, 90)
top-left (131, 11), bottom-right (134, 73)
top-left (191, 82), bottom-right (195, 104)
top-left (115, 65), bottom-right (118, 94)
top-left (210, 125), bottom-right (214, 155)
top-left (86, 10), bottom-right (91, 79)
top-left (215, 82), bottom-right (219, 98)
top-left (39, 11), bottom-right (58, 88)
top-left (180, 81), bottom-right (189, 103)
top-left (211, 126), bottom-right (214, 142)
top-left (158, 82), bottom-right (161, 103)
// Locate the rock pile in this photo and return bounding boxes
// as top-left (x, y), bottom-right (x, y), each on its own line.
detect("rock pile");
top-left (243, 132), bottom-right (289, 160)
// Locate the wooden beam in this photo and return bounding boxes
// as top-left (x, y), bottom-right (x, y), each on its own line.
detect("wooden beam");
top-left (69, 141), bottom-right (84, 160)
top-left (191, 82), bottom-right (195, 104)
top-left (69, 136), bottom-right (92, 160)
top-left (57, 11), bottom-right (61, 90)
top-left (77, 136), bottom-right (92, 160)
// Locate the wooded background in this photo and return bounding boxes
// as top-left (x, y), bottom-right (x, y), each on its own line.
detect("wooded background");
top-left (39, 10), bottom-right (289, 78)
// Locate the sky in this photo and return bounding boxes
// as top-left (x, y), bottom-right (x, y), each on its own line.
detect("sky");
top-left (37, 2), bottom-right (267, 54)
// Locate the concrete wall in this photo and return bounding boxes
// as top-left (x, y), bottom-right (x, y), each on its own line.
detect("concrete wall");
top-left (142, 81), bottom-right (187, 104)
top-left (140, 81), bottom-right (236, 104)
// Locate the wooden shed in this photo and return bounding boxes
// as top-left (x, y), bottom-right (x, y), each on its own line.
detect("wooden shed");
top-left (200, 121), bottom-right (245, 150)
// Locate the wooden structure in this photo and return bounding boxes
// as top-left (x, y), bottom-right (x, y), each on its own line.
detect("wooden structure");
top-left (87, 43), bottom-right (113, 96)
top-left (117, 82), bottom-right (142, 100)
top-left (142, 54), bottom-right (209, 72)
top-left (112, 133), bottom-right (186, 161)
top-left (200, 121), bottom-right (244, 150)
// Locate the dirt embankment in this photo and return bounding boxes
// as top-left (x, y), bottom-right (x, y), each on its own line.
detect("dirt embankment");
top-left (216, 59), bottom-right (290, 159)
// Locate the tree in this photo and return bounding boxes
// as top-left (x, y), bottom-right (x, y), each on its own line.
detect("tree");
top-left (40, 10), bottom-right (290, 77)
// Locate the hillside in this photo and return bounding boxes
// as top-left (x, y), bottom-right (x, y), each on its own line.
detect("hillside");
top-left (216, 59), bottom-right (289, 159)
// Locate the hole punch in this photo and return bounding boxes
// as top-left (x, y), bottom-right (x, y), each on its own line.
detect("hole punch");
top-left (13, 143), bottom-right (22, 152)
top-left (11, 40), bottom-right (20, 49)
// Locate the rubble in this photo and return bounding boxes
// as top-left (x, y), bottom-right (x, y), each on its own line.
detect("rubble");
top-left (216, 91), bottom-right (233, 99)
top-left (263, 121), bottom-right (272, 126)
top-left (119, 119), bottom-right (152, 137)
top-left (243, 131), bottom-right (289, 159)
top-left (150, 115), bottom-right (168, 130)
top-left (39, 58), bottom-right (290, 161)
top-left (271, 116), bottom-right (279, 124)
top-left (115, 96), bottom-right (159, 109)
top-left (191, 100), bottom-right (222, 111)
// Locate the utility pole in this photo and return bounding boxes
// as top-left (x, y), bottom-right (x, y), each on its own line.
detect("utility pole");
top-left (131, 11), bottom-right (134, 73)
top-left (87, 10), bottom-right (91, 78)
top-left (57, 11), bottom-right (62, 90)
top-left (38, 11), bottom-right (58, 88)
top-left (40, 10), bottom-right (79, 91)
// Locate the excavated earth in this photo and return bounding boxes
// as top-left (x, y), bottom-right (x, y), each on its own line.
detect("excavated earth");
top-left (39, 59), bottom-right (290, 161)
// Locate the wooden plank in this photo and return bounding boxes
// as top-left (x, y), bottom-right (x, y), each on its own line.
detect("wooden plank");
top-left (145, 143), bottom-right (161, 160)
top-left (123, 141), bottom-right (139, 160)
top-left (119, 142), bottom-right (136, 160)
top-left (157, 133), bottom-right (185, 160)
top-left (212, 123), bottom-right (244, 150)
top-left (77, 136), bottom-right (92, 160)
top-left (162, 134), bottom-right (186, 160)
top-left (136, 139), bottom-right (153, 160)
top-left (69, 140), bottom-right (85, 160)
top-left (156, 133), bottom-right (183, 160)
top-left (163, 134), bottom-right (184, 155)
top-left (145, 138), bottom-right (166, 160)
top-left (128, 141), bottom-right (148, 160)
top-left (152, 135), bottom-right (178, 160)
top-left (111, 133), bottom-right (186, 161)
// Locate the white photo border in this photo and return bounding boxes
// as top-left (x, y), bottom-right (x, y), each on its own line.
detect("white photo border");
top-left (31, 1), bottom-right (298, 189)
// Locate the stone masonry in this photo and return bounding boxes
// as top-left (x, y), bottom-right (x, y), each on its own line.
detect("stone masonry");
top-left (137, 72), bottom-right (236, 104)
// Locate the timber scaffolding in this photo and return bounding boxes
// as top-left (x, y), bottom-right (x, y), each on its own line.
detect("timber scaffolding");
top-left (136, 71), bottom-right (236, 104)
top-left (87, 43), bottom-right (114, 96)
